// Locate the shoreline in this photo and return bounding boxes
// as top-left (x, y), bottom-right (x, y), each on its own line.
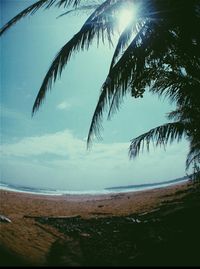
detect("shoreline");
top-left (0, 180), bottom-right (197, 266)
top-left (0, 178), bottom-right (189, 198)
top-left (0, 178), bottom-right (189, 197)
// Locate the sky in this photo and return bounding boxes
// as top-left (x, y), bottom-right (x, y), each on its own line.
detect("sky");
top-left (0, 0), bottom-right (191, 191)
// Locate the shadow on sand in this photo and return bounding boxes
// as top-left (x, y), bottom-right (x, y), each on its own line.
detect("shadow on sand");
top-left (44, 184), bottom-right (200, 266)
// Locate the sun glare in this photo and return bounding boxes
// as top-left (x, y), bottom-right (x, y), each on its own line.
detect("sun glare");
top-left (117, 6), bottom-right (136, 32)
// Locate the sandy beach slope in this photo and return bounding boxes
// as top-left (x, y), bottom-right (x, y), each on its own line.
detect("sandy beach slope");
top-left (0, 181), bottom-right (198, 266)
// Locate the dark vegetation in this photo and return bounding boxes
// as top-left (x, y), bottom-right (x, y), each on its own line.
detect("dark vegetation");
top-left (33, 183), bottom-right (200, 266)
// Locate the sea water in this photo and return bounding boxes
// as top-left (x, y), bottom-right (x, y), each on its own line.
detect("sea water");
top-left (0, 177), bottom-right (189, 196)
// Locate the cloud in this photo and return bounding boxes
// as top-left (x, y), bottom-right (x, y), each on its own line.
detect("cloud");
top-left (1, 129), bottom-right (128, 159)
top-left (1, 129), bottom-right (190, 190)
top-left (56, 101), bottom-right (71, 110)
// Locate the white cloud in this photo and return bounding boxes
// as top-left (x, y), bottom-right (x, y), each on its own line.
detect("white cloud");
top-left (56, 101), bottom-right (71, 110)
top-left (1, 129), bottom-right (190, 190)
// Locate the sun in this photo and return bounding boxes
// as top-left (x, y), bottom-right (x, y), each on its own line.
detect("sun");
top-left (117, 6), bottom-right (136, 32)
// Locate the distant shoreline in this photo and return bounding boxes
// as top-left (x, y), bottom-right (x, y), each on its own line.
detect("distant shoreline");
top-left (105, 176), bottom-right (188, 190)
top-left (0, 176), bottom-right (189, 196)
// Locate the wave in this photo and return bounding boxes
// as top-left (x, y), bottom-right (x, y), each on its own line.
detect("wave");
top-left (0, 176), bottom-right (189, 196)
top-left (0, 182), bottom-right (111, 196)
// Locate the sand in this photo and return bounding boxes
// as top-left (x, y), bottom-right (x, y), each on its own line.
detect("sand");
top-left (0, 181), bottom-right (193, 266)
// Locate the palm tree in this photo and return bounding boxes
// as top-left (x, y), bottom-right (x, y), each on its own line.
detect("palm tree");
top-left (129, 58), bottom-right (200, 174)
top-left (129, 104), bottom-right (200, 173)
top-left (1, 0), bottom-right (200, 173)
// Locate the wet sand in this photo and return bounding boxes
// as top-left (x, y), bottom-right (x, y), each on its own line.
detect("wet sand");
top-left (0, 181), bottom-right (197, 266)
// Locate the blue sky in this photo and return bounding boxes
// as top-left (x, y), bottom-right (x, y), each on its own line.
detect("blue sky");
top-left (0, 0), bottom-right (190, 190)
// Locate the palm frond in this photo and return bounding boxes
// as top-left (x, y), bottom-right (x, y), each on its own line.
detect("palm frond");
top-left (129, 122), bottom-right (186, 159)
top-left (87, 86), bottom-right (109, 147)
top-left (106, 20), bottom-right (180, 100)
top-left (186, 146), bottom-right (200, 170)
top-left (55, 0), bottom-right (81, 8)
top-left (0, 0), bottom-right (83, 36)
top-left (87, 21), bottom-right (171, 146)
top-left (150, 65), bottom-right (200, 106)
top-left (32, 0), bottom-right (128, 114)
top-left (86, 34), bottom-right (139, 147)
top-left (108, 21), bottom-right (143, 73)
top-left (57, 4), bottom-right (100, 18)
top-left (168, 105), bottom-right (200, 123)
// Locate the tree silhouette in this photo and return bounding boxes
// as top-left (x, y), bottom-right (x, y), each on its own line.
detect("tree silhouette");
top-left (129, 56), bottom-right (200, 173)
top-left (1, 0), bottom-right (200, 174)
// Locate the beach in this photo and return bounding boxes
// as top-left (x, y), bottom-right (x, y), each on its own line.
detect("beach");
top-left (0, 181), bottom-right (199, 266)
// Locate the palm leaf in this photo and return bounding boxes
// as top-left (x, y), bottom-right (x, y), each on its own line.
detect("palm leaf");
top-left (129, 122), bottom-right (186, 159)
top-left (32, 0), bottom-right (127, 114)
top-left (0, 0), bottom-right (83, 36)
top-left (87, 31), bottom-right (145, 146)
top-left (87, 86), bottom-right (108, 147)
top-left (108, 20), bottom-right (144, 74)
top-left (57, 4), bottom-right (100, 18)
top-left (186, 145), bottom-right (200, 170)
top-left (87, 21), bottom-right (173, 146)
top-left (150, 63), bottom-right (200, 106)
top-left (55, 0), bottom-right (81, 8)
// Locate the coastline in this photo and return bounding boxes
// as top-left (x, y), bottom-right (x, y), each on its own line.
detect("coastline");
top-left (0, 176), bottom-right (188, 196)
top-left (0, 180), bottom-right (199, 266)
top-left (0, 180), bottom-right (190, 218)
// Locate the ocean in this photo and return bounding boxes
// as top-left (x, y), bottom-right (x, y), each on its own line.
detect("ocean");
top-left (0, 176), bottom-right (189, 196)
